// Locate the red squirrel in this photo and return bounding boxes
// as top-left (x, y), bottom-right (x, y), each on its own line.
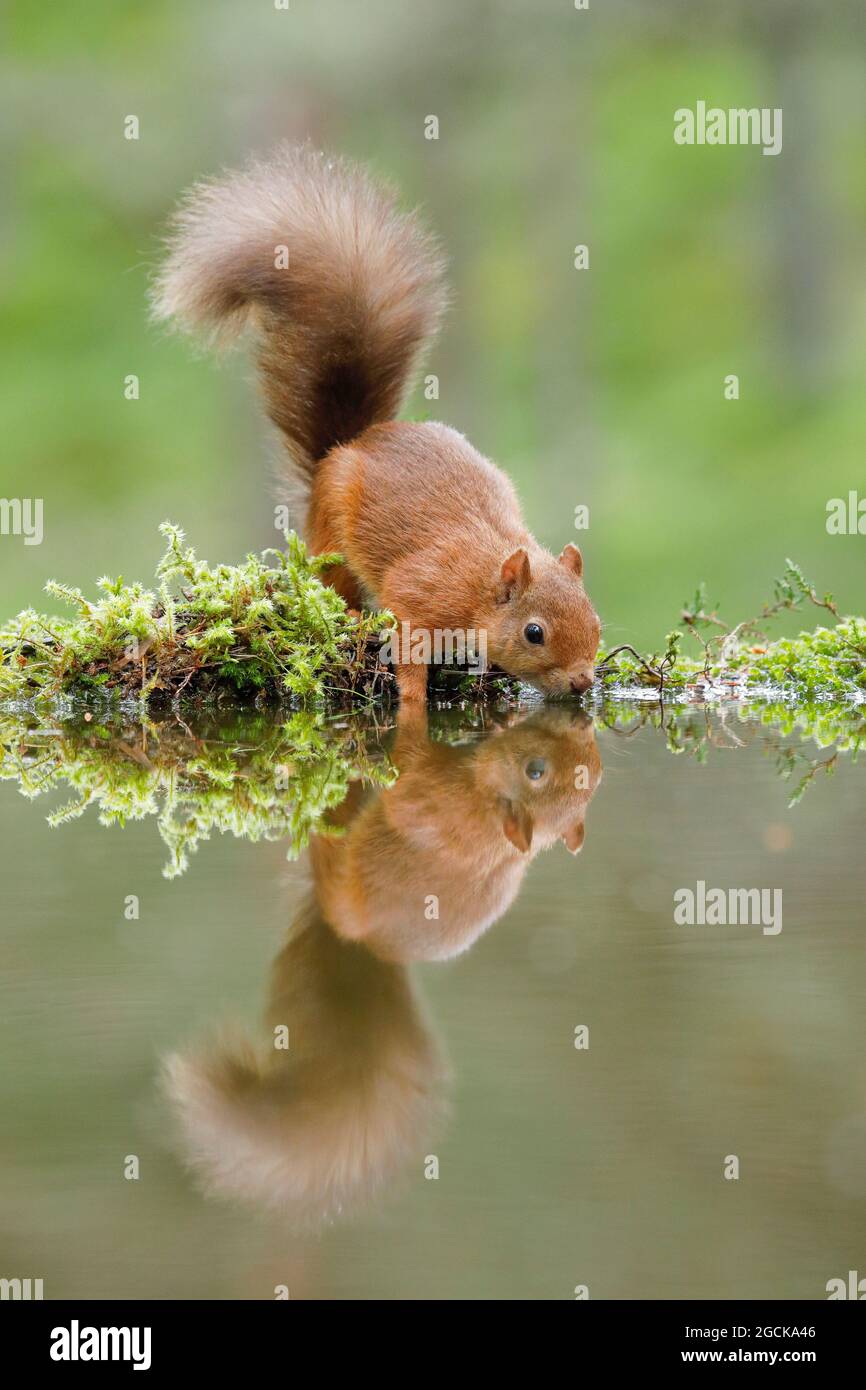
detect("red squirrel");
top-left (153, 144), bottom-right (602, 702)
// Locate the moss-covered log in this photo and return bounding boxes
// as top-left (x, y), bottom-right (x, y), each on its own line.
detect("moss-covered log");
top-left (1, 527), bottom-right (864, 710)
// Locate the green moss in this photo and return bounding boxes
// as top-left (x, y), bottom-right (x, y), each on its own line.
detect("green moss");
top-left (0, 523), bottom-right (395, 708)
top-left (599, 617), bottom-right (866, 699)
top-left (599, 562), bottom-right (866, 703)
top-left (2, 539), bottom-right (864, 710)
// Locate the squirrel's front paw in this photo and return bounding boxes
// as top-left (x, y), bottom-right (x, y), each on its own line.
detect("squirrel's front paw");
top-left (395, 665), bottom-right (429, 705)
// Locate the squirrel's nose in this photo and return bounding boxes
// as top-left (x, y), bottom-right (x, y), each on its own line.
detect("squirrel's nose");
top-left (570, 669), bottom-right (594, 694)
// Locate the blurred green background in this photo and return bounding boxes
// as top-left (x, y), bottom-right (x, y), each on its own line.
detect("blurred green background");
top-left (3, 0), bottom-right (865, 647)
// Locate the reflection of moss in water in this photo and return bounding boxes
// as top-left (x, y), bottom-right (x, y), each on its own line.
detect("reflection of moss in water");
top-left (0, 709), bottom-right (394, 879)
top-left (1, 698), bottom-right (863, 878)
top-left (599, 698), bottom-right (864, 807)
top-left (601, 697), bottom-right (865, 751)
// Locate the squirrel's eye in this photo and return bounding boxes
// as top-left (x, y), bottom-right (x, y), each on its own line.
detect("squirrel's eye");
top-left (524, 623), bottom-right (545, 645)
top-left (525, 757), bottom-right (547, 781)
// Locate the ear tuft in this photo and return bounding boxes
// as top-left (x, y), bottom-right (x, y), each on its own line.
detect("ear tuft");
top-left (502, 798), bottom-right (533, 854)
top-left (558, 543), bottom-right (583, 578)
top-left (499, 548), bottom-right (531, 600)
top-left (562, 821), bottom-right (585, 854)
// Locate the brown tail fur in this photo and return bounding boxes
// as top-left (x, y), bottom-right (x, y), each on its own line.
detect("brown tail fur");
top-left (151, 143), bottom-right (447, 480)
top-left (162, 894), bottom-right (447, 1225)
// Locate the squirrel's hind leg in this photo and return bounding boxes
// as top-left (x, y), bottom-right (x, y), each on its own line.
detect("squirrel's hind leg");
top-left (317, 560), bottom-right (367, 610)
top-left (305, 466), bottom-right (368, 609)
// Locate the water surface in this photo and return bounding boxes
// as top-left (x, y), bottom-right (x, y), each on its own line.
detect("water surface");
top-left (1, 700), bottom-right (864, 1300)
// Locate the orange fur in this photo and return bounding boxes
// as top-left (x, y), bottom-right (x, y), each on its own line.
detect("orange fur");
top-left (162, 707), bottom-right (601, 1221)
top-left (163, 893), bottom-right (446, 1224)
top-left (310, 706), bottom-right (603, 962)
top-left (154, 144), bottom-right (601, 701)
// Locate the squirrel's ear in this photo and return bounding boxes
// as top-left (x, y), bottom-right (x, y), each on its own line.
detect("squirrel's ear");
top-left (558, 543), bottom-right (583, 578)
top-left (499, 547), bottom-right (531, 600)
top-left (502, 798), bottom-right (533, 854)
top-left (561, 821), bottom-right (585, 855)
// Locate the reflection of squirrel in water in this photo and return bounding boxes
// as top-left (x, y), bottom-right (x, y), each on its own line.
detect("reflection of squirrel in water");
top-left (164, 894), bottom-right (446, 1226)
top-left (164, 709), bottom-right (602, 1222)
top-left (312, 705), bottom-right (603, 962)
top-left (153, 145), bottom-right (601, 704)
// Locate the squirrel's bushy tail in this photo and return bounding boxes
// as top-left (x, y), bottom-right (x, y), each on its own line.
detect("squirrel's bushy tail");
top-left (152, 144), bottom-right (447, 477)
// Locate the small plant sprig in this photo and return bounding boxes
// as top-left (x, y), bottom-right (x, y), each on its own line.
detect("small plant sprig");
top-left (598, 561), bottom-right (866, 702)
top-left (681, 560), bottom-right (841, 674)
